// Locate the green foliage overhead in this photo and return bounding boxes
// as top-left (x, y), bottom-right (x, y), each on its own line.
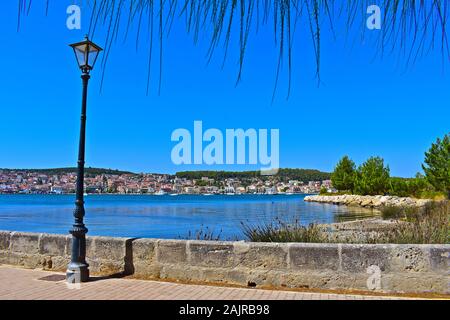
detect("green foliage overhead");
top-left (422, 134), bottom-right (450, 196)
top-left (331, 156), bottom-right (356, 192)
top-left (354, 157), bottom-right (390, 196)
top-left (17, 1), bottom-right (449, 95)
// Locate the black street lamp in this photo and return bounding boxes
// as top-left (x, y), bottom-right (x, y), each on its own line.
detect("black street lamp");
top-left (67, 36), bottom-right (103, 283)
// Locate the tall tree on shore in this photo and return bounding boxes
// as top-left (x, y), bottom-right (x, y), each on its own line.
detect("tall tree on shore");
top-left (422, 134), bottom-right (450, 198)
top-left (16, 1), bottom-right (449, 96)
top-left (331, 156), bottom-right (356, 193)
top-left (354, 157), bottom-right (390, 196)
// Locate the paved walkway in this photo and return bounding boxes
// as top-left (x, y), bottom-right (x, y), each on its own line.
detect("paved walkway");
top-left (0, 266), bottom-right (414, 300)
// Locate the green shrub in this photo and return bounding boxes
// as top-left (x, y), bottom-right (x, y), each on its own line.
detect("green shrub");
top-left (242, 201), bottom-right (449, 244)
top-left (319, 186), bottom-right (328, 195)
top-left (388, 178), bottom-right (410, 197)
top-left (319, 191), bottom-right (349, 196)
top-left (389, 174), bottom-right (431, 198)
top-left (408, 174), bottom-right (431, 197)
top-left (241, 219), bottom-right (326, 243)
top-left (418, 190), bottom-right (448, 200)
top-left (183, 225), bottom-right (223, 241)
top-left (384, 201), bottom-right (449, 244)
top-left (381, 205), bottom-right (406, 220)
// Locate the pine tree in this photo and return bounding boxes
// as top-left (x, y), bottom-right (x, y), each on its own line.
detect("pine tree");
top-left (354, 157), bottom-right (390, 196)
top-left (331, 156), bottom-right (356, 192)
top-left (422, 134), bottom-right (450, 198)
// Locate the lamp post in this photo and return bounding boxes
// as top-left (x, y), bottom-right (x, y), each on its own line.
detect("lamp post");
top-left (67, 36), bottom-right (103, 283)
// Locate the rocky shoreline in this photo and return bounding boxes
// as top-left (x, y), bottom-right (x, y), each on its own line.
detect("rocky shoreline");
top-left (304, 194), bottom-right (431, 209)
top-left (318, 218), bottom-right (404, 243)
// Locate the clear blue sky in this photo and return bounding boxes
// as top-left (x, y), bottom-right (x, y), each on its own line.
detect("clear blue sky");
top-left (1, 2), bottom-right (448, 177)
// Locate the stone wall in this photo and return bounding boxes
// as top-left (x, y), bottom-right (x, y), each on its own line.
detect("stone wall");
top-left (0, 231), bottom-right (448, 295)
top-left (304, 195), bottom-right (431, 209)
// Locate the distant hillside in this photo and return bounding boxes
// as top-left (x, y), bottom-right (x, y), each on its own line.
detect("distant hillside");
top-left (176, 169), bottom-right (331, 182)
top-left (1, 167), bottom-right (331, 181)
top-left (0, 167), bottom-right (136, 176)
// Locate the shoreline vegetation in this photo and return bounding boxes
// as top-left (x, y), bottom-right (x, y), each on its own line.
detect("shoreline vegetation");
top-left (327, 134), bottom-right (449, 200)
top-left (184, 200), bottom-right (449, 244)
top-left (180, 195), bottom-right (448, 245)
top-left (241, 201), bottom-right (449, 245)
top-left (243, 133), bottom-right (449, 245)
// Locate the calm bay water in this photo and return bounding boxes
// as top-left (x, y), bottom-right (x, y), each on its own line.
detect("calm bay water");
top-left (0, 194), bottom-right (378, 240)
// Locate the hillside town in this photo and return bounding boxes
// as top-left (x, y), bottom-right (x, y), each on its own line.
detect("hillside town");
top-left (0, 169), bottom-right (332, 195)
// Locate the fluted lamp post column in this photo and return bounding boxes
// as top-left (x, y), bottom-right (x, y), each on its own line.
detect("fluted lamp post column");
top-left (67, 36), bottom-right (103, 283)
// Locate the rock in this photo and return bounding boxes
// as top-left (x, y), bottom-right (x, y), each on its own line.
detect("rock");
top-left (360, 197), bottom-right (373, 207)
top-left (304, 194), bottom-right (431, 209)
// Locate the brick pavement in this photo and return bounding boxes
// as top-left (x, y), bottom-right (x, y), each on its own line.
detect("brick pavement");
top-left (0, 265), bottom-right (417, 300)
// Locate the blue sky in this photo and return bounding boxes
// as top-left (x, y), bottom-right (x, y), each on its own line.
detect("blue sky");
top-left (1, 2), bottom-right (448, 177)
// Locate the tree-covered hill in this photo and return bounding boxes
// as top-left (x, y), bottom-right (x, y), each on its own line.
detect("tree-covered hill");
top-left (176, 169), bottom-right (331, 182)
top-left (0, 167), bottom-right (136, 176)
top-left (1, 167), bottom-right (331, 182)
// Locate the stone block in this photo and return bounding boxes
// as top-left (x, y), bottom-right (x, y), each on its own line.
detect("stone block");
top-left (65, 235), bottom-right (72, 256)
top-left (7, 252), bottom-right (44, 269)
top-left (133, 262), bottom-right (161, 278)
top-left (390, 245), bottom-right (429, 272)
top-left (278, 270), bottom-right (339, 289)
top-left (39, 234), bottom-right (67, 256)
top-left (42, 256), bottom-right (70, 271)
top-left (234, 242), bottom-right (288, 269)
top-left (132, 238), bottom-right (156, 263)
top-left (429, 246), bottom-right (449, 272)
top-left (10, 232), bottom-right (39, 254)
top-left (87, 259), bottom-right (124, 275)
top-left (381, 273), bottom-right (450, 294)
top-left (289, 243), bottom-right (339, 271)
top-left (341, 244), bottom-right (392, 272)
top-left (0, 231), bottom-right (11, 251)
top-left (85, 237), bottom-right (95, 258)
top-left (159, 264), bottom-right (196, 281)
top-left (156, 240), bottom-right (187, 264)
top-left (91, 236), bottom-right (128, 261)
top-left (189, 241), bottom-right (235, 267)
top-left (223, 269), bottom-right (248, 285)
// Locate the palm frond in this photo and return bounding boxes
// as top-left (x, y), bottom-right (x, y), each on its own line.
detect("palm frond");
top-left (17, 0), bottom-right (449, 96)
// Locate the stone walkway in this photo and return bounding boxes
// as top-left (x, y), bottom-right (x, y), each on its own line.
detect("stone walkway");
top-left (0, 265), bottom-right (415, 300)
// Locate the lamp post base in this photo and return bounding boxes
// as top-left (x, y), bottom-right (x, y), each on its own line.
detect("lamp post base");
top-left (66, 263), bottom-right (90, 283)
